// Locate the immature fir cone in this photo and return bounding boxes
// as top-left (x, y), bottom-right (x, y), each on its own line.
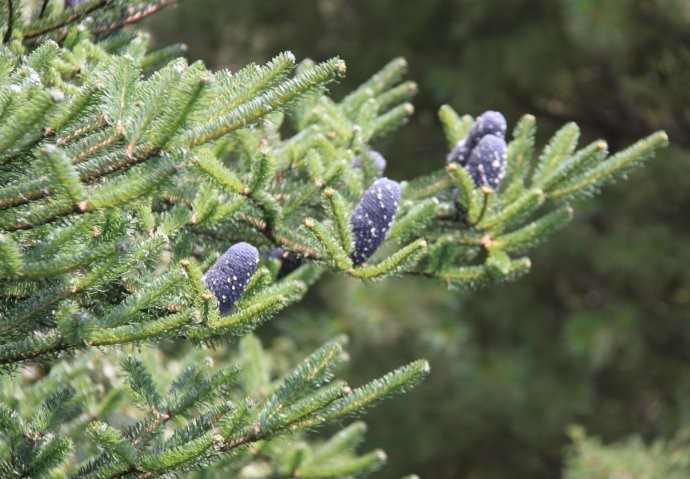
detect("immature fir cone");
top-left (269, 248), bottom-right (303, 279)
top-left (465, 134), bottom-right (507, 190)
top-left (446, 139), bottom-right (473, 166)
top-left (350, 177), bottom-right (401, 265)
top-left (472, 110), bottom-right (507, 139)
top-left (352, 150), bottom-right (387, 173)
top-left (447, 110), bottom-right (507, 165)
top-left (203, 242), bottom-right (260, 315)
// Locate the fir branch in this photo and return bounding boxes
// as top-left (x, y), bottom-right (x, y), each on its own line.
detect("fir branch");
top-left (0, 402), bottom-right (25, 437)
top-left (182, 57), bottom-right (346, 148)
top-left (478, 188), bottom-right (545, 231)
top-left (248, 152), bottom-right (274, 193)
top-left (239, 334), bottom-right (270, 397)
top-left (447, 162), bottom-right (477, 218)
top-left (376, 80), bottom-right (418, 113)
top-left (341, 57), bottom-right (407, 115)
top-left (273, 229), bottom-right (324, 259)
top-left (85, 156), bottom-right (182, 211)
top-left (304, 217), bottom-right (353, 270)
top-left (386, 198), bottom-right (439, 244)
top-left (302, 421), bottom-right (368, 466)
top-left (323, 188), bottom-right (354, 255)
top-left (87, 421), bottom-right (138, 466)
top-left (258, 338), bottom-right (346, 426)
top-left (549, 131), bottom-right (668, 200)
top-left (192, 151), bottom-right (245, 195)
top-left (0, 88), bottom-right (54, 154)
top-left (56, 114), bottom-right (109, 148)
top-left (437, 257), bottom-right (532, 288)
top-left (349, 239), bottom-right (427, 279)
top-left (538, 140), bottom-right (608, 192)
top-left (532, 122), bottom-right (580, 184)
top-left (296, 449), bottom-right (387, 478)
top-left (403, 170), bottom-right (453, 201)
top-left (0, 177), bottom-right (48, 210)
top-left (18, 240), bottom-right (117, 279)
top-left (307, 96), bottom-right (353, 141)
top-left (0, 331), bottom-right (63, 366)
top-left (369, 102), bottom-right (414, 139)
top-left (202, 280), bottom-right (307, 336)
top-left (0, 232), bottom-right (21, 276)
top-left (86, 309), bottom-right (192, 346)
top-left (267, 381), bottom-right (350, 435)
top-left (145, 60), bottom-right (208, 149)
top-left (92, 0), bottom-right (178, 37)
top-left (23, 0), bottom-right (112, 40)
top-left (302, 360), bottom-right (430, 425)
top-left (43, 145), bottom-right (84, 205)
top-left (207, 51), bottom-right (297, 125)
top-left (98, 268), bottom-right (187, 328)
top-left (137, 432), bottom-right (215, 473)
top-left (120, 356), bottom-right (164, 409)
top-left (492, 205), bottom-right (573, 253)
top-left (504, 114), bottom-right (536, 185)
top-left (438, 104), bottom-right (473, 149)
top-left (24, 436), bottom-right (73, 478)
top-left (70, 129), bottom-right (123, 165)
top-left (165, 361), bottom-right (239, 415)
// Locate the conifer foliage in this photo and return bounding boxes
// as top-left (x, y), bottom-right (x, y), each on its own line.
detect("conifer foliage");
top-left (0, 1), bottom-right (669, 477)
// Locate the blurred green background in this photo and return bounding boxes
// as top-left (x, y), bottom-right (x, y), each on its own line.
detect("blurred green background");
top-left (148, 1), bottom-right (690, 477)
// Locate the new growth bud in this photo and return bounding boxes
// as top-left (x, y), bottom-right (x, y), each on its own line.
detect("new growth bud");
top-left (350, 178), bottom-right (401, 265)
top-left (203, 242), bottom-right (260, 316)
top-left (269, 248), bottom-right (303, 279)
top-left (447, 110), bottom-right (507, 166)
top-left (352, 151), bottom-right (387, 173)
top-left (466, 134), bottom-right (507, 190)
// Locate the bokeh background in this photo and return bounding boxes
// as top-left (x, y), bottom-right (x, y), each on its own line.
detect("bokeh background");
top-left (147, 2), bottom-right (690, 477)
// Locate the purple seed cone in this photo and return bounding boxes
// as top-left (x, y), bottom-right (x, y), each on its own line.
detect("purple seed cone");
top-left (465, 134), bottom-right (507, 190)
top-left (447, 139), bottom-right (472, 166)
top-left (472, 110), bottom-right (507, 139)
top-left (350, 178), bottom-right (401, 265)
top-left (447, 111), bottom-right (507, 166)
top-left (203, 242), bottom-right (259, 316)
top-left (352, 151), bottom-right (387, 173)
top-left (269, 248), bottom-right (303, 279)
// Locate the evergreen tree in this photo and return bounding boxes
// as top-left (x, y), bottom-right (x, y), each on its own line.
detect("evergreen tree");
top-left (0, 1), bottom-right (668, 477)
top-left (149, 2), bottom-right (690, 477)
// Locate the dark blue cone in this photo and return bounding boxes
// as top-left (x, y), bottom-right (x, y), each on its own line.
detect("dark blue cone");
top-left (447, 139), bottom-right (472, 166)
top-left (447, 111), bottom-right (507, 166)
top-left (269, 248), bottom-right (303, 279)
top-left (350, 178), bottom-right (401, 265)
top-left (352, 151), bottom-right (387, 173)
top-left (472, 110), bottom-right (507, 139)
top-left (203, 242), bottom-right (259, 316)
top-left (466, 134), bottom-right (507, 190)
